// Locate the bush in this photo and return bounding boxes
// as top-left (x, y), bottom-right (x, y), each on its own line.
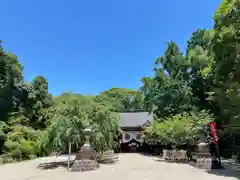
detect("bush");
top-left (2, 126), bottom-right (40, 161)
top-left (0, 153), bottom-right (15, 164)
top-left (0, 121), bottom-right (9, 135)
top-left (145, 110), bottom-right (213, 146)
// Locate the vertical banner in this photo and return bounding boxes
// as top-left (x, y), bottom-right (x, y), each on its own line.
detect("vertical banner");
top-left (210, 122), bottom-right (217, 144)
top-left (209, 122), bottom-right (223, 168)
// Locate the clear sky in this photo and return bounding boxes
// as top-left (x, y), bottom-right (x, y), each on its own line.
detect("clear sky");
top-left (1, 0), bottom-right (221, 96)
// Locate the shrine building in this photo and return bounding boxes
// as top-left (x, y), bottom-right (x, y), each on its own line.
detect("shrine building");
top-left (119, 111), bottom-right (153, 152)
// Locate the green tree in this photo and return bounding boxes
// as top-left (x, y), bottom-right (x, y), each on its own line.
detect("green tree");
top-left (185, 30), bottom-right (215, 113)
top-left (96, 88), bottom-right (144, 111)
top-left (38, 100), bottom-right (87, 169)
top-left (209, 0), bottom-right (240, 126)
top-left (39, 94), bottom-right (120, 169)
top-left (140, 42), bottom-right (192, 118)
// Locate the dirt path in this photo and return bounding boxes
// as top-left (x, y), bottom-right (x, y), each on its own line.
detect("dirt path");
top-left (0, 153), bottom-right (238, 180)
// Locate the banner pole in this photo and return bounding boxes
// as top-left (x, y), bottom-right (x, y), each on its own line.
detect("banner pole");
top-left (209, 122), bottom-right (223, 168)
top-left (215, 140), bottom-right (222, 167)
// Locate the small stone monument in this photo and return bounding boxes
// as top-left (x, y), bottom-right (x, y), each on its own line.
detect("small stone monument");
top-left (71, 128), bottom-right (99, 172)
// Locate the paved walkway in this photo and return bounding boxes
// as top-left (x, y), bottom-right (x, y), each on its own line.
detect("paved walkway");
top-left (0, 153), bottom-right (238, 180)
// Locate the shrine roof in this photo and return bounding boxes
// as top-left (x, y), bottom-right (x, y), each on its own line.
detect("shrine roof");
top-left (119, 112), bottom-right (153, 128)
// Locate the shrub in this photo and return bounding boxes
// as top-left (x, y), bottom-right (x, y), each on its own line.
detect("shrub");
top-left (145, 110), bottom-right (213, 146)
top-left (2, 126), bottom-right (40, 161)
top-left (0, 153), bottom-right (15, 164)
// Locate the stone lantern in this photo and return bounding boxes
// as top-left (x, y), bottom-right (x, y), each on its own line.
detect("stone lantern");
top-left (194, 125), bottom-right (211, 158)
top-left (191, 125), bottom-right (213, 169)
top-left (71, 128), bottom-right (99, 172)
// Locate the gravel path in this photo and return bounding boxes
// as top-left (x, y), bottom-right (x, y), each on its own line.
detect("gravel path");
top-left (0, 153), bottom-right (238, 180)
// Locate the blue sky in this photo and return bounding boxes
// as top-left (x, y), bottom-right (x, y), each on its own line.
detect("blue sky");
top-left (1, 0), bottom-right (221, 96)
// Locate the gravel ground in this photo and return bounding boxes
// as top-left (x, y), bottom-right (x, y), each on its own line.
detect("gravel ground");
top-left (0, 153), bottom-right (238, 180)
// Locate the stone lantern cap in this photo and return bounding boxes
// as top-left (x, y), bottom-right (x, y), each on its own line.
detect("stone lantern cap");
top-left (83, 127), bottom-right (92, 137)
top-left (83, 127), bottom-right (92, 133)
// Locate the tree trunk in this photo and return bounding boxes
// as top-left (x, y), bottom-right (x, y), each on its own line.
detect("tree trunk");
top-left (67, 140), bottom-right (71, 171)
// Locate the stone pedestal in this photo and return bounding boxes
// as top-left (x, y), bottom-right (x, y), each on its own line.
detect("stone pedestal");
top-left (193, 142), bottom-right (211, 158)
top-left (192, 142), bottom-right (212, 169)
top-left (75, 144), bottom-right (96, 160)
top-left (71, 160), bottom-right (99, 172)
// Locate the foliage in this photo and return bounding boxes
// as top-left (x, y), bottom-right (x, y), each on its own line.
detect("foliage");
top-left (39, 95), bottom-right (120, 156)
top-left (207, 0), bottom-right (240, 126)
top-left (140, 42), bottom-right (192, 118)
top-left (53, 92), bottom-right (94, 106)
top-left (145, 111), bottom-right (213, 146)
top-left (38, 101), bottom-right (87, 155)
top-left (87, 102), bottom-right (120, 152)
top-left (2, 126), bottom-right (40, 161)
top-left (95, 88), bottom-right (144, 111)
top-left (0, 40), bottom-right (54, 162)
top-left (140, 0), bottom-right (240, 129)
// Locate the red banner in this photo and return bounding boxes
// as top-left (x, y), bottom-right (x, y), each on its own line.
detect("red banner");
top-left (209, 122), bottom-right (217, 144)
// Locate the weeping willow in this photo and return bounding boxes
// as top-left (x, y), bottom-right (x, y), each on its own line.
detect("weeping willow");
top-left (38, 100), bottom-right (120, 157)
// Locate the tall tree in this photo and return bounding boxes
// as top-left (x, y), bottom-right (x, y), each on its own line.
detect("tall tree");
top-left (0, 43), bottom-right (24, 119)
top-left (141, 42), bottom-right (192, 118)
top-left (185, 29), bottom-right (216, 113)
top-left (210, 0), bottom-right (240, 125)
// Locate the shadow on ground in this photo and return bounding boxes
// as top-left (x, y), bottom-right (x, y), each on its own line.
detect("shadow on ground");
top-left (137, 152), bottom-right (162, 158)
top-left (37, 161), bottom-right (73, 170)
top-left (206, 169), bottom-right (240, 179)
top-left (37, 159), bottom-right (117, 170)
top-left (151, 154), bottom-right (240, 179)
top-left (154, 158), bottom-right (189, 164)
top-left (206, 159), bottom-right (240, 179)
